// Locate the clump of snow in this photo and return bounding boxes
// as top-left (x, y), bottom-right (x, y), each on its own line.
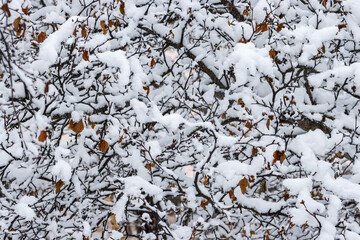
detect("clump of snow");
top-left (52, 160), bottom-right (72, 183)
top-left (14, 196), bottom-right (37, 221)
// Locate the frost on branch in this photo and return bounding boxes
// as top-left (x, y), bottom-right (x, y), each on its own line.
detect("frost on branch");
top-left (2, 0), bottom-right (360, 239)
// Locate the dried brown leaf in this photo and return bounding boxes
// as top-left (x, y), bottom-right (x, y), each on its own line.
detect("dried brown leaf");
top-left (1, 4), bottom-right (10, 16)
top-left (266, 119), bottom-right (270, 130)
top-left (38, 130), bottom-right (47, 142)
top-left (81, 26), bottom-right (87, 38)
top-left (82, 50), bottom-right (89, 61)
top-left (120, 1), bottom-right (125, 15)
top-left (150, 58), bottom-right (156, 67)
top-left (239, 177), bottom-right (249, 194)
top-left (98, 139), bottom-right (109, 152)
top-left (14, 17), bottom-right (21, 32)
top-left (269, 48), bottom-right (276, 61)
top-left (69, 119), bottom-right (84, 134)
top-left (273, 150), bottom-right (286, 164)
top-left (100, 20), bottom-right (107, 35)
top-left (37, 32), bottom-right (47, 43)
top-left (203, 175), bottom-right (208, 186)
top-left (55, 179), bottom-right (65, 193)
top-left (200, 200), bottom-right (209, 210)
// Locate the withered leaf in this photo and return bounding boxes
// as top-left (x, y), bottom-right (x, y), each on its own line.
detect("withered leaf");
top-left (229, 189), bottom-right (237, 202)
top-left (276, 23), bottom-right (285, 32)
top-left (109, 214), bottom-right (121, 230)
top-left (321, 0), bottom-right (328, 8)
top-left (82, 50), bottom-right (89, 61)
top-left (251, 146), bottom-right (258, 156)
top-left (44, 81), bottom-right (50, 94)
top-left (1, 4), bottom-right (10, 16)
top-left (243, 9), bottom-right (249, 16)
top-left (239, 177), bottom-right (250, 194)
top-left (273, 150), bottom-right (286, 164)
top-left (120, 1), bottom-right (125, 15)
top-left (81, 26), bottom-right (87, 38)
top-left (143, 86), bottom-right (150, 96)
top-left (104, 194), bottom-right (114, 202)
top-left (338, 24), bottom-right (346, 30)
top-left (55, 179), bottom-right (65, 193)
top-left (98, 139), bottom-right (109, 152)
top-left (145, 162), bottom-right (156, 171)
top-left (69, 119), bottom-right (84, 134)
top-left (203, 175), bottom-right (208, 186)
top-left (37, 32), bottom-right (47, 43)
top-left (200, 199), bottom-right (209, 210)
top-left (245, 121), bottom-right (252, 130)
top-left (100, 20), bottom-right (107, 35)
top-left (258, 179), bottom-right (267, 194)
top-left (22, 6), bottom-right (30, 15)
top-left (150, 58), bottom-right (156, 67)
top-left (38, 130), bottom-right (47, 142)
top-left (269, 48), bottom-right (276, 61)
top-left (266, 118), bottom-right (270, 130)
top-left (14, 17), bottom-right (21, 32)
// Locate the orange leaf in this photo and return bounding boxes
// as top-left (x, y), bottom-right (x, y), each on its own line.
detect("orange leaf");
top-left (321, 0), bottom-right (328, 8)
top-left (22, 6), bottom-right (30, 15)
top-left (143, 86), bottom-right (150, 96)
top-left (109, 214), bottom-right (121, 230)
top-left (321, 44), bottom-right (325, 53)
top-left (120, 1), bottom-right (125, 15)
top-left (44, 81), bottom-right (50, 94)
top-left (145, 162), bottom-right (155, 171)
top-left (221, 113), bottom-right (226, 119)
top-left (200, 200), bottom-right (209, 210)
top-left (273, 150), bottom-right (286, 164)
top-left (203, 175), bottom-right (208, 186)
top-left (276, 23), bottom-right (285, 32)
top-left (55, 179), bottom-right (65, 193)
top-left (98, 139), bottom-right (109, 152)
top-left (229, 189), bottom-right (237, 202)
top-left (338, 24), bottom-right (346, 30)
top-left (118, 135), bottom-right (124, 143)
top-left (104, 194), bottom-right (114, 202)
top-left (245, 121), bottom-right (252, 130)
top-left (266, 119), bottom-right (270, 130)
top-left (82, 50), bottom-right (89, 61)
top-left (251, 146), bottom-right (258, 156)
top-left (228, 20), bottom-right (231, 26)
top-left (81, 26), bottom-right (87, 38)
top-left (269, 48), bottom-right (276, 61)
top-left (1, 4), bottom-right (10, 16)
top-left (88, 119), bottom-right (96, 128)
top-left (38, 130), bottom-right (47, 142)
top-left (150, 58), bottom-right (156, 67)
top-left (243, 9), bottom-right (249, 16)
top-left (237, 98), bottom-right (245, 107)
top-left (13, 17), bottom-right (21, 32)
top-left (37, 32), bottom-right (47, 43)
top-left (239, 177), bottom-right (249, 194)
top-left (69, 119), bottom-right (84, 134)
top-left (100, 20), bottom-right (107, 35)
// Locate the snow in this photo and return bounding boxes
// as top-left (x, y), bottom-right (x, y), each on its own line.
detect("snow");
top-left (97, 50), bottom-right (130, 85)
top-left (51, 159), bottom-right (72, 183)
top-left (14, 196), bottom-right (37, 221)
top-left (34, 16), bottom-right (82, 72)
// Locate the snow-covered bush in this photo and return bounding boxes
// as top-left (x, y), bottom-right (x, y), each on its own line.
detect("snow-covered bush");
top-left (1, 0), bottom-right (360, 239)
